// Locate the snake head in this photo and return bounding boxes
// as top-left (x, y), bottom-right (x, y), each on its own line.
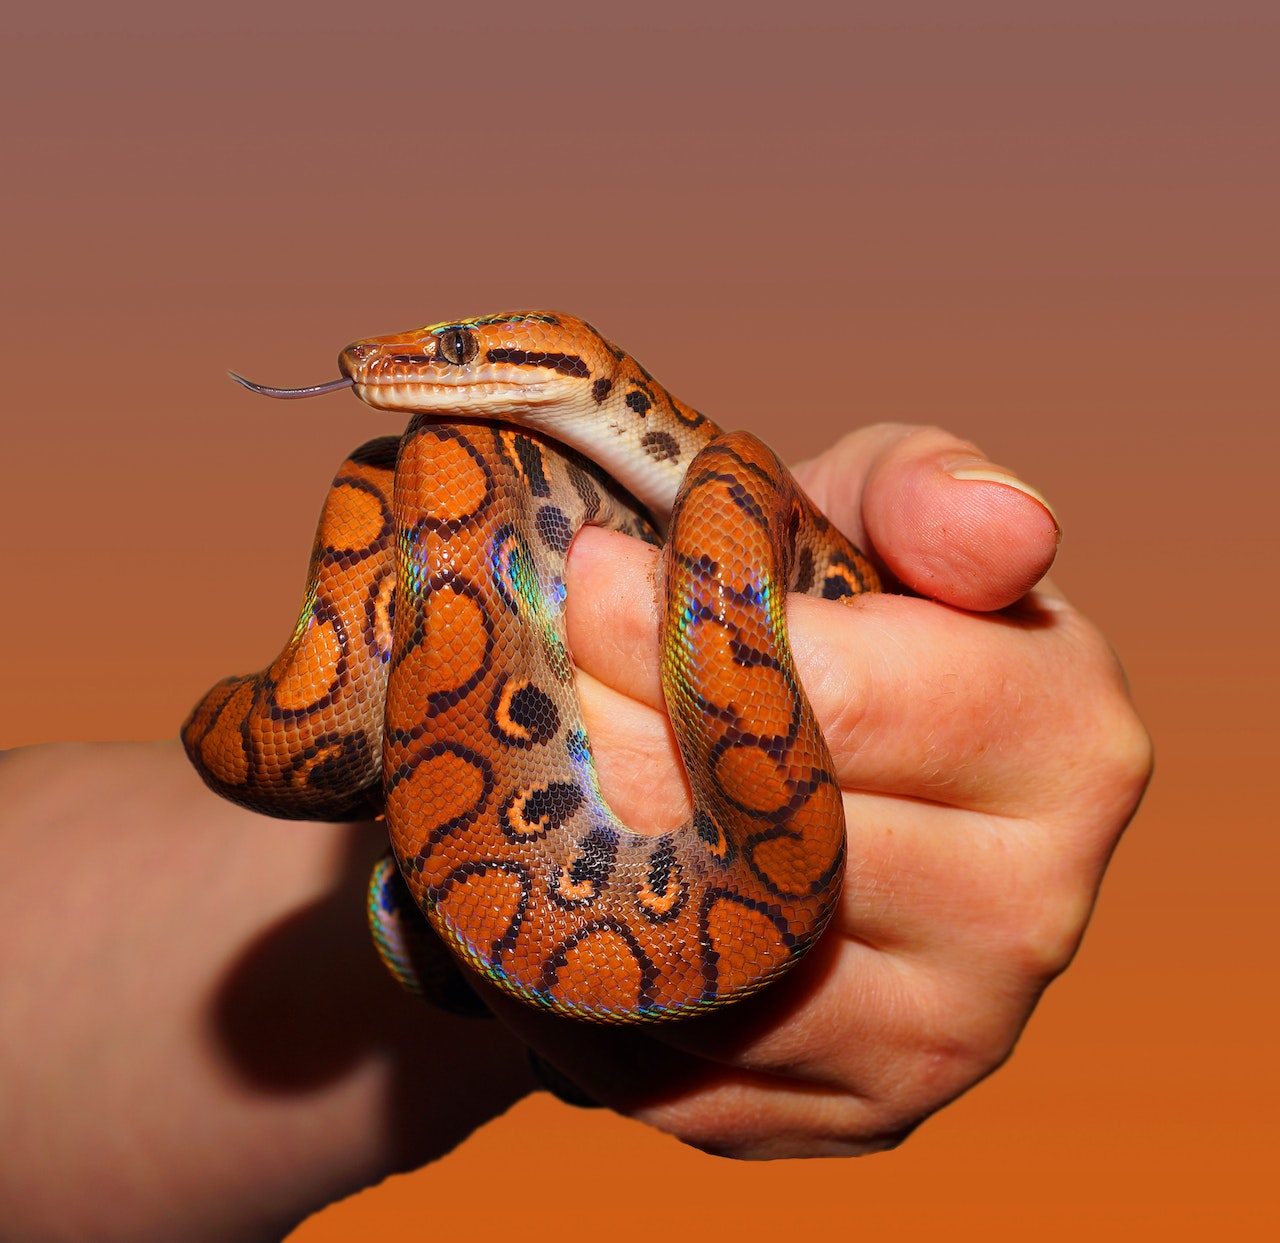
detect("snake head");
top-left (337, 311), bottom-right (626, 419)
top-left (235, 308), bottom-right (714, 516)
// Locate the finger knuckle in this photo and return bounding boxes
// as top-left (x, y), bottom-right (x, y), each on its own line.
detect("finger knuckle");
top-left (859, 1021), bottom-right (1012, 1144)
top-left (1061, 616), bottom-right (1155, 807)
top-left (1011, 885), bottom-right (1096, 980)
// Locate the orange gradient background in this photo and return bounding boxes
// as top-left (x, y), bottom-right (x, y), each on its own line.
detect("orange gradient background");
top-left (2, 2), bottom-right (1275, 1238)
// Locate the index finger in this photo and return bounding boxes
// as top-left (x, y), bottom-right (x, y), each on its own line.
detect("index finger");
top-left (567, 529), bottom-right (1126, 819)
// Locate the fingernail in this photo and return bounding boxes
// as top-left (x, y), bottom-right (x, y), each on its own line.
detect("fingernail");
top-left (945, 459), bottom-right (1060, 534)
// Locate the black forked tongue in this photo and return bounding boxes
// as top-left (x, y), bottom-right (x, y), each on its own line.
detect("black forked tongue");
top-left (228, 372), bottom-right (355, 399)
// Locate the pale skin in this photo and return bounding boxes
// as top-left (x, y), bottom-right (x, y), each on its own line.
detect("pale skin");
top-left (0, 424), bottom-right (1151, 1243)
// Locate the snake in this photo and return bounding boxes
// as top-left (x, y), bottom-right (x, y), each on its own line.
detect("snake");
top-left (182, 311), bottom-right (880, 1023)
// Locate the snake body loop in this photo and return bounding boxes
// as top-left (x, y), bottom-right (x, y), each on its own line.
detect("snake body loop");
top-left (183, 311), bottom-right (879, 1023)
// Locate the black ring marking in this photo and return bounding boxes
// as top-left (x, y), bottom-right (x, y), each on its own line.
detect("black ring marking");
top-left (489, 673), bottom-right (562, 748)
top-left (821, 550), bottom-right (874, 598)
top-left (428, 859), bottom-right (533, 967)
top-left (362, 570), bottom-right (397, 662)
top-left (500, 781), bottom-right (584, 842)
top-left (264, 598), bottom-right (350, 720)
top-left (287, 730), bottom-right (375, 798)
top-left (509, 433), bottom-right (553, 497)
top-left (547, 824), bottom-right (618, 909)
top-left (387, 740), bottom-right (495, 852)
top-left (697, 888), bottom-right (798, 1004)
top-left (794, 545), bottom-right (815, 593)
top-left (567, 465), bottom-right (603, 521)
top-left (535, 504), bottom-right (574, 555)
top-left (635, 839), bottom-right (689, 923)
top-left (539, 918), bottom-right (661, 1015)
top-left (399, 421), bottom-right (496, 535)
top-left (388, 571), bottom-right (494, 717)
top-left (640, 431), bottom-right (681, 463)
top-left (694, 808), bottom-right (734, 863)
top-left (347, 435), bottom-right (403, 470)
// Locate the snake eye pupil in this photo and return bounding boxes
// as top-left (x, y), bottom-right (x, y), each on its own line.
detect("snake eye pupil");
top-left (438, 327), bottom-right (479, 366)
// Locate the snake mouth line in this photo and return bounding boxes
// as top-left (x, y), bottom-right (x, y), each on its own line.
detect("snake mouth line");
top-left (349, 380), bottom-right (560, 411)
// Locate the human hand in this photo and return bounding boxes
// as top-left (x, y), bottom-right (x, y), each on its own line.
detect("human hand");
top-left (485, 423), bottom-right (1151, 1159)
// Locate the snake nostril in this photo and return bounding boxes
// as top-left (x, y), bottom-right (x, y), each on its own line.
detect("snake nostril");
top-left (338, 343), bottom-right (370, 377)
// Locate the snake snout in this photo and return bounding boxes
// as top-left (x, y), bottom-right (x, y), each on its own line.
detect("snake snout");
top-left (338, 341), bottom-right (375, 379)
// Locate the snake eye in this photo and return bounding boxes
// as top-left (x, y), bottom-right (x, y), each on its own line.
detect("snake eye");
top-left (437, 326), bottom-right (480, 366)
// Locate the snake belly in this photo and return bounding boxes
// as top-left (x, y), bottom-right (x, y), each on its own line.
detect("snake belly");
top-left (183, 310), bottom-right (880, 1023)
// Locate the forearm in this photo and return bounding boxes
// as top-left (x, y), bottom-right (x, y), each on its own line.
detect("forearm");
top-left (0, 741), bottom-right (534, 1243)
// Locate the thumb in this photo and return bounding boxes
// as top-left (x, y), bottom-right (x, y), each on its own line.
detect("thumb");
top-left (794, 424), bottom-right (1060, 612)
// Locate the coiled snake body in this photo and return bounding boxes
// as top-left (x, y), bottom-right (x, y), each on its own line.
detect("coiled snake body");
top-left (183, 312), bottom-right (879, 1023)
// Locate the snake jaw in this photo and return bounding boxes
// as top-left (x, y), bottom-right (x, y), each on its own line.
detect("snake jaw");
top-left (339, 342), bottom-right (568, 406)
top-left (348, 379), bottom-right (561, 415)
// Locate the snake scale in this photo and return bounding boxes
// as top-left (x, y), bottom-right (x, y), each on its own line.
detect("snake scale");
top-left (183, 311), bottom-right (879, 1023)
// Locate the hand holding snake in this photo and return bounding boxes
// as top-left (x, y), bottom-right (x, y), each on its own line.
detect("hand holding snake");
top-left (180, 310), bottom-right (1148, 1097)
top-left (0, 415), bottom-right (1150, 1234)
top-left (497, 428), bottom-right (1148, 1152)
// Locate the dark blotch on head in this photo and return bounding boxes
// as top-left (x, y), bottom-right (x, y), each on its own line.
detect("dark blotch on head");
top-left (485, 348), bottom-right (589, 378)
